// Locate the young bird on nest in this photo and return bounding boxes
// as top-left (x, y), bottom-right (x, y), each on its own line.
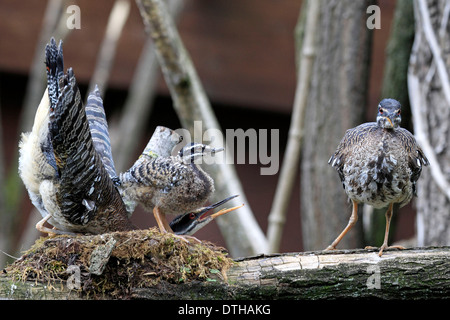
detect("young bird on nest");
top-left (19, 38), bottom-right (241, 240)
top-left (116, 142), bottom-right (241, 242)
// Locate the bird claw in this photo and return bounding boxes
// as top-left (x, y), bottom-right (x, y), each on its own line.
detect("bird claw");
top-left (163, 232), bottom-right (201, 244)
top-left (180, 235), bottom-right (202, 244)
top-left (365, 245), bottom-right (406, 256)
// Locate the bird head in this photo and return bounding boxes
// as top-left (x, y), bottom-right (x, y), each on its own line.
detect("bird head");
top-left (179, 142), bottom-right (224, 164)
top-left (169, 195), bottom-right (243, 236)
top-left (376, 98), bottom-right (402, 129)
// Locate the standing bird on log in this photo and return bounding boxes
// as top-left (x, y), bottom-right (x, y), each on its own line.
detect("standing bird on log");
top-left (326, 99), bottom-right (429, 256)
top-left (19, 38), bottom-right (241, 238)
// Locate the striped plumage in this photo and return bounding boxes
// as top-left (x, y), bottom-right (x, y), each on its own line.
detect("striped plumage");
top-left (328, 123), bottom-right (428, 208)
top-left (326, 98), bottom-right (429, 256)
top-left (19, 38), bottom-right (235, 238)
top-left (118, 143), bottom-right (221, 234)
top-left (48, 69), bottom-right (134, 233)
top-left (19, 38), bottom-right (134, 234)
top-left (85, 85), bottom-right (118, 181)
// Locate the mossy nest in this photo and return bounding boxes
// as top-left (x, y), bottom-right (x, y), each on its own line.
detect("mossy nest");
top-left (5, 228), bottom-right (233, 299)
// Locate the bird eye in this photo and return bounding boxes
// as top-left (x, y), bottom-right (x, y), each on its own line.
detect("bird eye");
top-left (189, 213), bottom-right (195, 219)
top-left (397, 110), bottom-right (401, 115)
top-left (379, 108), bottom-right (384, 114)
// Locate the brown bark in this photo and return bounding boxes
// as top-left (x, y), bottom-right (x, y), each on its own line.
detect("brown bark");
top-left (135, 0), bottom-right (267, 256)
top-left (300, 0), bottom-right (373, 250)
top-left (2, 243), bottom-right (448, 300)
top-left (408, 0), bottom-right (450, 246)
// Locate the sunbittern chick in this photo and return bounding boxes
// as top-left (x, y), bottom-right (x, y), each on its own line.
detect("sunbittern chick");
top-left (117, 142), bottom-right (224, 238)
top-left (19, 38), bottom-right (241, 239)
top-left (327, 99), bottom-right (429, 256)
top-left (170, 195), bottom-right (243, 236)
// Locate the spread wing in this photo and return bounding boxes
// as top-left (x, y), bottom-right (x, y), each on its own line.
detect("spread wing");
top-left (42, 38), bottom-right (65, 173)
top-left (48, 69), bottom-right (128, 226)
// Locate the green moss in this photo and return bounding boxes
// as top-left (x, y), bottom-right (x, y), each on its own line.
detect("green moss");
top-left (5, 228), bottom-right (232, 299)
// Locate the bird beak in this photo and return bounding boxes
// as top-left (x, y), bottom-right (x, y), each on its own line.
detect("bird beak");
top-left (198, 194), bottom-right (242, 221)
top-left (385, 117), bottom-right (393, 127)
top-left (212, 147), bottom-right (224, 154)
top-left (208, 204), bottom-right (244, 219)
top-left (379, 115), bottom-right (394, 128)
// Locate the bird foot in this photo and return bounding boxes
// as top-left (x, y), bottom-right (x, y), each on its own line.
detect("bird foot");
top-left (365, 245), bottom-right (406, 257)
top-left (36, 214), bottom-right (76, 237)
top-left (163, 231), bottom-right (201, 244)
top-left (324, 245), bottom-right (337, 251)
top-left (179, 235), bottom-right (202, 244)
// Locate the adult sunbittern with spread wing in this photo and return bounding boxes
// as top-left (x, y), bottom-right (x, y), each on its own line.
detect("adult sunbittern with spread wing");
top-left (18, 38), bottom-right (241, 238)
top-left (117, 142), bottom-right (233, 242)
top-left (326, 99), bottom-right (429, 256)
top-left (18, 38), bottom-right (135, 235)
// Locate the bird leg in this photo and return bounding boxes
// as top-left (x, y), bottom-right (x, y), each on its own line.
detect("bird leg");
top-left (365, 203), bottom-right (405, 256)
top-left (35, 213), bottom-right (76, 236)
top-left (36, 214), bottom-right (58, 236)
top-left (153, 206), bottom-right (196, 243)
top-left (325, 200), bottom-right (358, 251)
top-left (153, 206), bottom-right (173, 233)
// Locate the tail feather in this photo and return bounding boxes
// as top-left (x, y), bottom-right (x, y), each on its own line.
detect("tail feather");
top-left (85, 85), bottom-right (117, 179)
top-left (45, 37), bottom-right (64, 109)
top-left (48, 68), bottom-right (130, 229)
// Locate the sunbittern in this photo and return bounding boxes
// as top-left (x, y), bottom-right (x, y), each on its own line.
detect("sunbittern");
top-left (19, 38), bottom-right (134, 235)
top-left (19, 38), bottom-right (241, 240)
top-left (326, 98), bottom-right (429, 256)
top-left (117, 142), bottom-right (230, 242)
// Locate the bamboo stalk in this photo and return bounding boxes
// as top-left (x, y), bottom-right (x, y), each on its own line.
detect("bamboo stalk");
top-left (266, 0), bottom-right (320, 253)
top-left (111, 0), bottom-right (184, 172)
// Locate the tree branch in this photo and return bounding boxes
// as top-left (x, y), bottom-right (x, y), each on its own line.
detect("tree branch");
top-left (135, 0), bottom-right (267, 256)
top-left (408, 73), bottom-right (450, 202)
top-left (416, 0), bottom-right (450, 106)
top-left (408, 1), bottom-right (450, 203)
top-left (88, 0), bottom-right (131, 96)
top-left (2, 245), bottom-right (448, 299)
top-left (111, 0), bottom-right (184, 172)
top-left (267, 0), bottom-right (320, 253)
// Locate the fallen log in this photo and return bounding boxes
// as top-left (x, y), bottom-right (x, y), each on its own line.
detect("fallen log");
top-left (1, 231), bottom-right (448, 300)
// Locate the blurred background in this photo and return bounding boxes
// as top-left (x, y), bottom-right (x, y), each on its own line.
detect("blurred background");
top-left (1, 0), bottom-right (447, 267)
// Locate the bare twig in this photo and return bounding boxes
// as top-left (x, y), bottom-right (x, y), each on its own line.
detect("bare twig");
top-left (88, 0), bottom-right (131, 96)
top-left (111, 0), bottom-right (184, 172)
top-left (408, 74), bottom-right (450, 202)
top-left (267, 0), bottom-right (320, 253)
top-left (135, 0), bottom-right (267, 256)
top-left (416, 0), bottom-right (450, 106)
top-left (408, 1), bottom-right (450, 203)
